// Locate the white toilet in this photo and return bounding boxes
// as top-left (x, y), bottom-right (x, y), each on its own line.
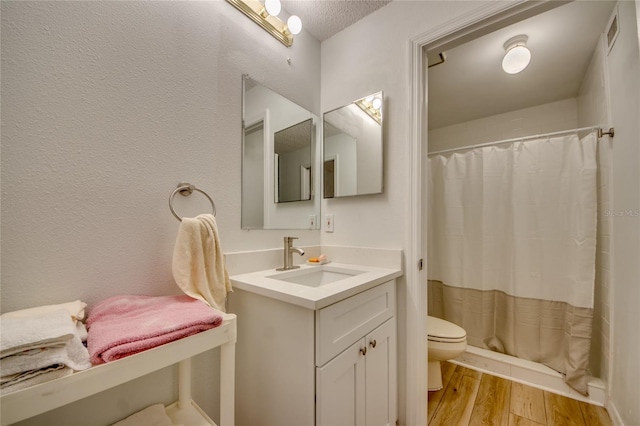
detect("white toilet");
top-left (427, 315), bottom-right (467, 391)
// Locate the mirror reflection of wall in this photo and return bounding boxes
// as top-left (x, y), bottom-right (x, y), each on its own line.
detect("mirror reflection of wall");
top-left (274, 119), bottom-right (313, 203)
top-left (242, 121), bottom-right (265, 228)
top-left (323, 92), bottom-right (383, 198)
top-left (241, 76), bottom-right (321, 230)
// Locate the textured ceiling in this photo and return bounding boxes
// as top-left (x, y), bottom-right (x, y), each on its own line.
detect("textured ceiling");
top-left (280, 0), bottom-right (392, 41)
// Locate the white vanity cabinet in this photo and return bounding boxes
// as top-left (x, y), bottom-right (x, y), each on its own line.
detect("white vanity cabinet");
top-left (315, 280), bottom-right (396, 426)
top-left (228, 279), bottom-right (396, 426)
top-left (316, 317), bottom-right (396, 426)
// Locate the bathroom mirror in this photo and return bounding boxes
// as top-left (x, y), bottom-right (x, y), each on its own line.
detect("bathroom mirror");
top-left (242, 75), bottom-right (321, 229)
top-left (323, 92), bottom-right (384, 198)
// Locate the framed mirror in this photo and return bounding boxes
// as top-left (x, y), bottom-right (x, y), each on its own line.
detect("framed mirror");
top-left (242, 75), bottom-right (321, 230)
top-left (323, 92), bottom-right (383, 198)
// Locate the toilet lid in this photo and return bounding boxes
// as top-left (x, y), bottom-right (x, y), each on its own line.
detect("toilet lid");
top-left (428, 316), bottom-right (466, 343)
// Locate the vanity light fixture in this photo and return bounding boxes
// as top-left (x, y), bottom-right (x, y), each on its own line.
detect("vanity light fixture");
top-left (502, 35), bottom-right (531, 74)
top-left (356, 94), bottom-right (383, 124)
top-left (226, 0), bottom-right (303, 47)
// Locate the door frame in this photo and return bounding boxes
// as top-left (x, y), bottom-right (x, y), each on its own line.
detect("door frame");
top-left (406, 1), bottom-right (564, 424)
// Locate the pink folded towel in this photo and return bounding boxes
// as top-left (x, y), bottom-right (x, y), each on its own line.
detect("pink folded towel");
top-left (86, 295), bottom-right (223, 365)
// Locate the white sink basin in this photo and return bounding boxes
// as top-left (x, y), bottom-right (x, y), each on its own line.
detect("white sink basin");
top-left (267, 265), bottom-right (366, 287)
top-left (230, 261), bottom-right (403, 309)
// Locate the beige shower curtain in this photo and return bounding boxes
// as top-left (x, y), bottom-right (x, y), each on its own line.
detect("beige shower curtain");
top-left (427, 132), bottom-right (598, 395)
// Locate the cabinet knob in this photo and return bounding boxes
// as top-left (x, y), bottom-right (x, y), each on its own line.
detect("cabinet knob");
top-left (360, 347), bottom-right (367, 356)
top-left (369, 339), bottom-right (377, 348)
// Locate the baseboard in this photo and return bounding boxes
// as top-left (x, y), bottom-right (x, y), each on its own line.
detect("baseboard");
top-left (451, 346), bottom-right (607, 406)
top-left (606, 400), bottom-right (624, 426)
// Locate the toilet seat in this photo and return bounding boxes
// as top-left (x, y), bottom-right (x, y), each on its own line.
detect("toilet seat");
top-left (428, 316), bottom-right (466, 343)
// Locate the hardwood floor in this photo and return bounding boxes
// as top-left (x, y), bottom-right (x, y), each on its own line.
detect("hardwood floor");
top-left (428, 362), bottom-right (613, 426)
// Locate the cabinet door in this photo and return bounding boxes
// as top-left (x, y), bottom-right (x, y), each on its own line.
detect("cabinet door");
top-left (365, 318), bottom-right (397, 426)
top-left (316, 338), bottom-right (366, 426)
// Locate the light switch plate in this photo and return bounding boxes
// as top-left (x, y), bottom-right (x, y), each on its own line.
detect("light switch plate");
top-left (325, 214), bottom-right (334, 232)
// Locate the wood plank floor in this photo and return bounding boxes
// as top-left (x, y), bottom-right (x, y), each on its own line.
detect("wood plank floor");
top-left (428, 362), bottom-right (613, 426)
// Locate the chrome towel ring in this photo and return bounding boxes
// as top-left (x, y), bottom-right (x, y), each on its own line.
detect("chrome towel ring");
top-left (169, 182), bottom-right (216, 221)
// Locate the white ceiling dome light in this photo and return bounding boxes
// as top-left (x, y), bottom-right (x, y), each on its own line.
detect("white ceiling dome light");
top-left (502, 35), bottom-right (531, 74)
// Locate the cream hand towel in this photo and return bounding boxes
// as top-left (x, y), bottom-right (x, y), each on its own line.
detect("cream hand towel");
top-left (172, 214), bottom-right (232, 312)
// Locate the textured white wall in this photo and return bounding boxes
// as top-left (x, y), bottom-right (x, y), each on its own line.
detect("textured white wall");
top-left (428, 98), bottom-right (579, 152)
top-left (1, 1), bottom-right (320, 313)
top-left (1, 1), bottom-right (320, 423)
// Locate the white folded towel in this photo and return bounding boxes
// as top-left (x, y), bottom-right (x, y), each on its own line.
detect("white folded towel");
top-left (1, 300), bottom-right (87, 323)
top-left (0, 365), bottom-right (73, 395)
top-left (111, 404), bottom-right (176, 426)
top-left (2, 300), bottom-right (89, 342)
top-left (172, 214), bottom-right (232, 312)
top-left (0, 309), bottom-right (92, 394)
top-left (0, 309), bottom-right (76, 358)
top-left (1, 333), bottom-right (92, 377)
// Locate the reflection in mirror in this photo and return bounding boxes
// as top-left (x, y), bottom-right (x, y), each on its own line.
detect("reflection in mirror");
top-left (242, 75), bottom-right (321, 230)
top-left (323, 92), bottom-right (383, 198)
top-left (274, 119), bottom-right (312, 203)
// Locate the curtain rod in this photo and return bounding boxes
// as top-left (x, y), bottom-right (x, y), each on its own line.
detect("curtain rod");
top-left (428, 126), bottom-right (614, 156)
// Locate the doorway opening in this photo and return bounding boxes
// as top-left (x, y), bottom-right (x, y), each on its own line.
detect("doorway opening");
top-left (409, 1), bottom-right (616, 423)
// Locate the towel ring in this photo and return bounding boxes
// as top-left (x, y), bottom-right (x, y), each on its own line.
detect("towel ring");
top-left (169, 182), bottom-right (216, 222)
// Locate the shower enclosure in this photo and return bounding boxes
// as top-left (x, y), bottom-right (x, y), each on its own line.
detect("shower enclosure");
top-left (427, 130), bottom-right (607, 395)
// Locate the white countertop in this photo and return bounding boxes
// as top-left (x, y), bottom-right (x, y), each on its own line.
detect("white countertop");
top-left (230, 262), bottom-right (403, 310)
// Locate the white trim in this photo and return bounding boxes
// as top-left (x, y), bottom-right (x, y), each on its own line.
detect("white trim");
top-left (262, 109), bottom-right (273, 225)
top-left (405, 27), bottom-right (427, 426)
top-left (407, 1), bottom-right (546, 424)
top-left (607, 401), bottom-right (624, 426)
top-left (601, 29), bottom-right (616, 406)
top-left (273, 152), bottom-right (279, 203)
top-left (300, 164), bottom-right (311, 200)
top-left (453, 346), bottom-right (607, 406)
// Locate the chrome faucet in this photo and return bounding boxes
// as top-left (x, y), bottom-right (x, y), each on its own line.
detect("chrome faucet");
top-left (277, 237), bottom-right (305, 271)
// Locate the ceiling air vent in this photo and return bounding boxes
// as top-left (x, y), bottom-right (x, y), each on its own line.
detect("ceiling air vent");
top-left (606, 7), bottom-right (619, 53)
